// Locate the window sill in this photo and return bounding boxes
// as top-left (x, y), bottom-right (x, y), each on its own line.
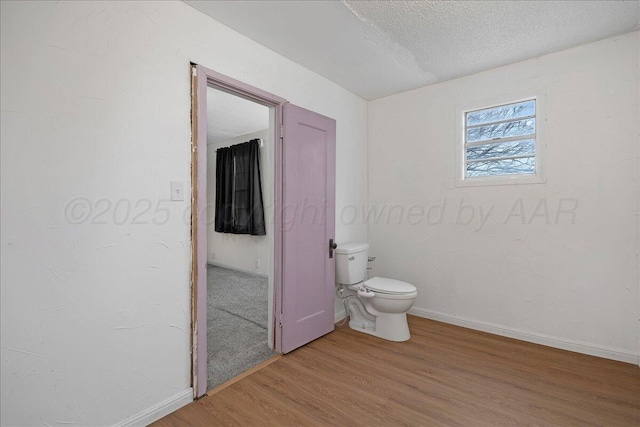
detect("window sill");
top-left (455, 174), bottom-right (546, 187)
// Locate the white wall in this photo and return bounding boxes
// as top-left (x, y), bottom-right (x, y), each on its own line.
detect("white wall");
top-left (0, 1), bottom-right (368, 425)
top-left (368, 32), bottom-right (639, 363)
top-left (207, 129), bottom-right (272, 276)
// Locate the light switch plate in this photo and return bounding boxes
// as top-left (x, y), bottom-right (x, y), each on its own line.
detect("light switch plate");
top-left (171, 181), bottom-right (185, 201)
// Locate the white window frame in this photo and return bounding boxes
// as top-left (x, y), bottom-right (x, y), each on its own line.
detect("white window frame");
top-left (455, 93), bottom-right (545, 187)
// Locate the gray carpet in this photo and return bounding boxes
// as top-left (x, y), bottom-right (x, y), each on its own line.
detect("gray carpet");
top-left (207, 265), bottom-right (275, 390)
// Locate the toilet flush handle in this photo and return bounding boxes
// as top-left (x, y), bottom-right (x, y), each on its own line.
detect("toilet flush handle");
top-left (329, 239), bottom-right (338, 258)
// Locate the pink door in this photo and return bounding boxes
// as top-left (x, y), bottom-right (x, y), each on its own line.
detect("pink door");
top-left (280, 103), bottom-right (336, 354)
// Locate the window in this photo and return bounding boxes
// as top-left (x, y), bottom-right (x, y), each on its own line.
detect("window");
top-left (464, 99), bottom-right (537, 179)
top-left (215, 139), bottom-right (266, 235)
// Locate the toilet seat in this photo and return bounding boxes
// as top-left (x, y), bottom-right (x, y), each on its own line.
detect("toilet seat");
top-left (364, 277), bottom-right (416, 295)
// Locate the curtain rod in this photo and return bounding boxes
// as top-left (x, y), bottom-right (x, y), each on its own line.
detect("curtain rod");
top-left (215, 138), bottom-right (263, 153)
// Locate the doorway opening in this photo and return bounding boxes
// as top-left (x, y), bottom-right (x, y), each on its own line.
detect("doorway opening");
top-left (191, 64), bottom-right (286, 397)
top-left (205, 86), bottom-right (275, 390)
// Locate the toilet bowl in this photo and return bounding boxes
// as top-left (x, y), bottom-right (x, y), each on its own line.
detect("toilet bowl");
top-left (336, 243), bottom-right (417, 342)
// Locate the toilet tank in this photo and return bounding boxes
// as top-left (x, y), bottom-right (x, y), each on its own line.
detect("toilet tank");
top-left (335, 243), bottom-right (369, 285)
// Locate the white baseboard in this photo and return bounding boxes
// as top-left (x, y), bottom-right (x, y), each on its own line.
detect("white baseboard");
top-left (115, 388), bottom-right (193, 427)
top-left (335, 307), bottom-right (347, 323)
top-left (409, 307), bottom-right (639, 365)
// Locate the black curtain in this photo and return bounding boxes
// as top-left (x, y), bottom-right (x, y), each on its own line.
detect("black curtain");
top-left (214, 139), bottom-right (266, 235)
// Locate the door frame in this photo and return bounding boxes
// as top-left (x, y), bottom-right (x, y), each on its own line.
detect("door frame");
top-left (191, 63), bottom-right (287, 398)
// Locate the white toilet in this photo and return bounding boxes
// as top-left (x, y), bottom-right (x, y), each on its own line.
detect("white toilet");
top-left (335, 243), bottom-right (417, 342)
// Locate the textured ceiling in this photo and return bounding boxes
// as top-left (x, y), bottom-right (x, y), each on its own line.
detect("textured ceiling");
top-left (207, 87), bottom-right (270, 144)
top-left (344, 0), bottom-right (640, 97)
top-left (187, 1), bottom-right (640, 100)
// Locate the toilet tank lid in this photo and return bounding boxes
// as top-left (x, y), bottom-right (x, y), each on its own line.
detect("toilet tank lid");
top-left (335, 243), bottom-right (369, 254)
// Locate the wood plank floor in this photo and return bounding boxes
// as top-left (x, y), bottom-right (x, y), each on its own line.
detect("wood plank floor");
top-left (153, 316), bottom-right (640, 426)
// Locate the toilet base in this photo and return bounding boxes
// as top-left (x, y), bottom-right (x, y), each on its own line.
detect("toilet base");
top-left (347, 299), bottom-right (411, 342)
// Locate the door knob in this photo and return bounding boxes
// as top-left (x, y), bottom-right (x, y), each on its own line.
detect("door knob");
top-left (329, 239), bottom-right (338, 258)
